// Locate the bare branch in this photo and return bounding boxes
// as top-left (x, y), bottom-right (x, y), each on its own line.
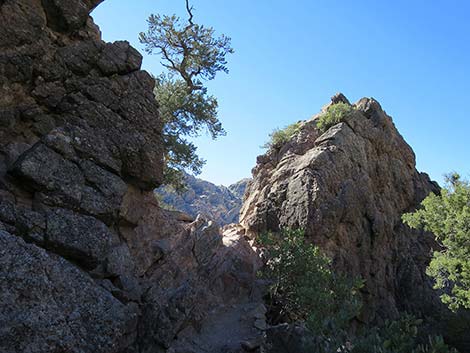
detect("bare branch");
top-left (185, 0), bottom-right (194, 26)
top-left (159, 46), bottom-right (179, 72)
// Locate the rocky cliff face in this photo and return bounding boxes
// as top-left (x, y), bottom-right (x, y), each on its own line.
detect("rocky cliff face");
top-left (241, 94), bottom-right (470, 349)
top-left (157, 173), bottom-right (250, 225)
top-left (229, 178), bottom-right (251, 199)
top-left (0, 1), bottom-right (262, 352)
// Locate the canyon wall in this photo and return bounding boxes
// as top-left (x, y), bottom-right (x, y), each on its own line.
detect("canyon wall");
top-left (0, 1), bottom-right (261, 352)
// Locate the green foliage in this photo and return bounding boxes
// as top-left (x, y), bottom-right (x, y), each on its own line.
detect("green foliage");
top-left (414, 336), bottom-right (459, 353)
top-left (353, 315), bottom-right (458, 353)
top-left (139, 1), bottom-right (233, 189)
top-left (154, 74), bottom-right (220, 190)
top-left (352, 315), bottom-right (421, 353)
top-left (263, 121), bottom-right (302, 149)
top-left (317, 102), bottom-right (355, 133)
top-left (258, 229), bottom-right (362, 344)
top-left (378, 315), bottom-right (420, 352)
top-left (258, 228), bottom-right (459, 353)
top-left (402, 173), bottom-right (470, 311)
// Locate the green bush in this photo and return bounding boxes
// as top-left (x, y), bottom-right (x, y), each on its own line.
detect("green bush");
top-left (263, 121), bottom-right (302, 149)
top-left (415, 336), bottom-right (459, 353)
top-left (353, 315), bottom-right (458, 353)
top-left (258, 228), bottom-right (459, 353)
top-left (258, 229), bottom-right (362, 346)
top-left (402, 173), bottom-right (470, 311)
top-left (352, 315), bottom-right (421, 353)
top-left (317, 102), bottom-right (355, 133)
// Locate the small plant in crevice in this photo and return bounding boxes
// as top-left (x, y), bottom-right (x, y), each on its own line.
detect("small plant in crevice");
top-left (317, 102), bottom-right (355, 133)
top-left (263, 121), bottom-right (303, 150)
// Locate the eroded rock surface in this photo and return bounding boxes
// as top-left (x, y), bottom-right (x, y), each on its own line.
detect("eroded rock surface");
top-left (0, 230), bottom-right (139, 353)
top-left (241, 94), bottom-right (470, 350)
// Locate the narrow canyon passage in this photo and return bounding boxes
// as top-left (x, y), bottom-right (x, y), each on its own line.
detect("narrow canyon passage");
top-left (0, 1), bottom-right (469, 353)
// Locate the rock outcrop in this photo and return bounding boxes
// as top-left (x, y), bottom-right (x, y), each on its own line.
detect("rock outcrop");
top-left (229, 178), bottom-right (251, 199)
top-left (0, 1), bottom-right (262, 352)
top-left (241, 94), bottom-right (470, 350)
top-left (120, 197), bottom-right (264, 353)
top-left (157, 173), bottom-right (250, 225)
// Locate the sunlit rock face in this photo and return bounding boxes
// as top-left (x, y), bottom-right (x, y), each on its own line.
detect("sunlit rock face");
top-left (240, 94), bottom-right (470, 350)
top-left (156, 172), bottom-right (251, 225)
top-left (0, 1), bottom-right (264, 352)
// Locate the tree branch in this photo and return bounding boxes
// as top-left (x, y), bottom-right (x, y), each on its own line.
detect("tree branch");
top-left (159, 46), bottom-right (179, 72)
top-left (185, 0), bottom-right (194, 26)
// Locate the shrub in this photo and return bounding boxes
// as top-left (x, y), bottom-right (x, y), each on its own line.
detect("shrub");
top-left (258, 228), bottom-right (459, 353)
top-left (263, 121), bottom-right (302, 149)
top-left (258, 229), bottom-right (362, 346)
top-left (154, 191), bottom-right (178, 211)
top-left (402, 173), bottom-right (470, 311)
top-left (352, 314), bottom-right (421, 353)
top-left (353, 315), bottom-right (458, 353)
top-left (415, 336), bottom-right (459, 353)
top-left (317, 102), bottom-right (355, 133)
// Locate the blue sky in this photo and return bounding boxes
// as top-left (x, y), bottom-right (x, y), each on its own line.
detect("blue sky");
top-left (93, 0), bottom-right (469, 186)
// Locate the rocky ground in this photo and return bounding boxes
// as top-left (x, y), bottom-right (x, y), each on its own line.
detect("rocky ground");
top-left (0, 1), bottom-right (469, 352)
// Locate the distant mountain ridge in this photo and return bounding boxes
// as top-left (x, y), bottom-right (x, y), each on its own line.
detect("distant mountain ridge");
top-left (156, 173), bottom-right (251, 225)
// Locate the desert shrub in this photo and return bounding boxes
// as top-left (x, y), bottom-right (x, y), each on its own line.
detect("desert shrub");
top-left (352, 314), bottom-right (421, 353)
top-left (258, 229), bottom-right (362, 347)
top-left (353, 315), bottom-right (458, 353)
top-left (263, 121), bottom-right (302, 149)
top-left (403, 173), bottom-right (470, 311)
top-left (414, 336), bottom-right (459, 353)
top-left (317, 102), bottom-right (355, 133)
top-left (258, 229), bottom-right (459, 353)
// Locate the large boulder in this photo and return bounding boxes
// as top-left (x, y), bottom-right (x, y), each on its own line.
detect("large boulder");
top-left (0, 0), bottom-right (163, 192)
top-left (0, 230), bottom-right (139, 353)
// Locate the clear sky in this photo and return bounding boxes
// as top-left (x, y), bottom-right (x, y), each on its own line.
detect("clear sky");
top-left (93, 0), bottom-right (469, 186)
